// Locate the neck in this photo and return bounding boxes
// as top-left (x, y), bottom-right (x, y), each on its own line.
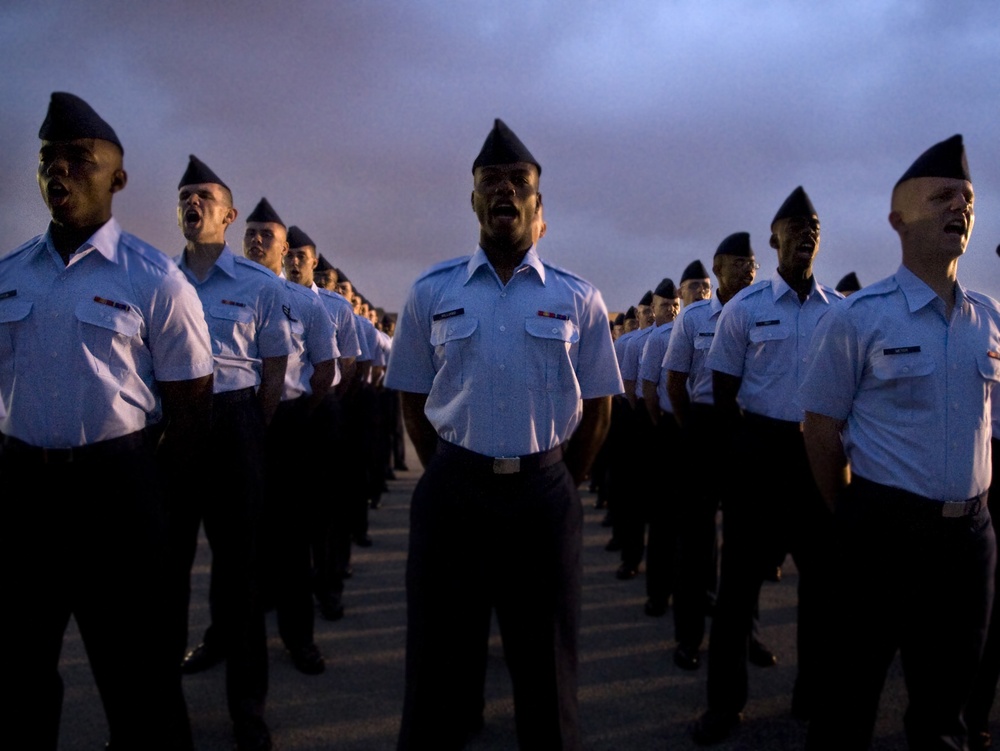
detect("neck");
top-left (903, 255), bottom-right (959, 316)
top-left (50, 221), bottom-right (105, 263)
top-left (184, 240), bottom-right (226, 281)
top-left (482, 242), bottom-right (530, 285)
top-left (778, 266), bottom-right (813, 301)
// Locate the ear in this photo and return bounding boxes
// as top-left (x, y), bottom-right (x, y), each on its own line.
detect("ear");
top-left (223, 206), bottom-right (239, 226)
top-left (110, 168), bottom-right (128, 194)
top-left (888, 210), bottom-right (904, 232)
top-left (471, 191), bottom-right (476, 212)
top-left (769, 232), bottom-right (779, 250)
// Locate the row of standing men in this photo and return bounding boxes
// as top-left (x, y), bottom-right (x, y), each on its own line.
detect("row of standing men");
top-left (0, 91), bottom-right (405, 751)
top-left (587, 139), bottom-right (1000, 750)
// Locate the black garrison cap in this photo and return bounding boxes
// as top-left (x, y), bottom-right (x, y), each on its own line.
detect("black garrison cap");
top-left (624, 306), bottom-right (638, 321)
top-left (654, 278), bottom-right (678, 299)
top-left (39, 92), bottom-right (122, 152)
top-left (639, 290), bottom-right (654, 306)
top-left (287, 225), bottom-right (316, 249)
top-left (771, 187), bottom-right (817, 227)
top-left (338, 269), bottom-right (351, 285)
top-left (895, 134), bottom-right (970, 188)
top-left (715, 232), bottom-right (753, 258)
top-left (246, 197), bottom-right (285, 227)
top-left (835, 272), bottom-right (861, 294)
top-left (179, 154), bottom-right (228, 191)
top-left (473, 118), bottom-right (541, 175)
top-left (613, 312), bottom-right (625, 326)
top-left (681, 260), bottom-right (710, 282)
top-left (316, 254), bottom-right (335, 272)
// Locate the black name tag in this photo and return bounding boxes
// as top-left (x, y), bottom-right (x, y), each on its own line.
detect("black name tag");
top-left (883, 346), bottom-right (921, 355)
top-left (755, 319), bottom-right (780, 327)
top-left (433, 308), bottom-right (465, 321)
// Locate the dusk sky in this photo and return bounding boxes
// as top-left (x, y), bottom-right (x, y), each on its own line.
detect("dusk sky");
top-left (2, 1), bottom-right (999, 314)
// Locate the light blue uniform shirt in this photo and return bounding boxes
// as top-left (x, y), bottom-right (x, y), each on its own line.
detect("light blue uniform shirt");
top-left (638, 321), bottom-right (675, 413)
top-left (800, 265), bottom-right (1000, 501)
top-left (664, 296), bottom-right (723, 406)
top-left (276, 275), bottom-right (337, 400)
top-left (622, 325), bottom-right (653, 399)
top-left (614, 328), bottom-right (638, 371)
top-left (178, 244), bottom-right (294, 394)
top-left (313, 286), bottom-right (362, 386)
top-left (707, 271), bottom-right (842, 422)
top-left (0, 218), bottom-right (214, 447)
top-left (385, 246), bottom-right (623, 457)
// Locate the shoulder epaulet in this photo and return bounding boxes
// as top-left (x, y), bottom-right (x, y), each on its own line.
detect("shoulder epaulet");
top-left (234, 255), bottom-right (280, 279)
top-left (0, 235), bottom-right (44, 265)
top-left (117, 232), bottom-right (174, 272)
top-left (415, 256), bottom-right (469, 283)
top-left (686, 299), bottom-right (711, 312)
top-left (282, 278), bottom-right (314, 301)
top-left (841, 275), bottom-right (895, 305)
top-left (966, 288), bottom-right (1000, 315)
top-left (539, 257), bottom-right (591, 285)
top-left (729, 278), bottom-right (769, 304)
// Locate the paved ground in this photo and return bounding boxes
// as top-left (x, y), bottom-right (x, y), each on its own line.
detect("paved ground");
top-left (57, 447), bottom-right (997, 750)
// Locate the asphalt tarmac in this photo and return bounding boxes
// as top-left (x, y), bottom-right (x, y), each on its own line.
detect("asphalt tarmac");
top-left (56, 449), bottom-right (996, 750)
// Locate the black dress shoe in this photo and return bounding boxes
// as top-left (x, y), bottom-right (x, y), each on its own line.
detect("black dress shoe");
top-left (605, 537), bottom-right (622, 552)
top-left (691, 710), bottom-right (742, 745)
top-left (288, 643), bottom-right (326, 675)
top-left (233, 718), bottom-right (272, 751)
top-left (181, 642), bottom-right (225, 674)
top-left (615, 563), bottom-right (639, 580)
top-left (318, 593), bottom-right (345, 621)
top-left (674, 645), bottom-right (701, 670)
top-left (748, 639), bottom-right (777, 667)
top-left (353, 535), bottom-right (374, 547)
top-left (644, 598), bottom-right (668, 617)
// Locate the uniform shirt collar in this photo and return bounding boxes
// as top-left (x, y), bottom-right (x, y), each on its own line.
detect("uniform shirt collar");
top-left (177, 242), bottom-right (239, 279)
top-left (768, 268), bottom-right (834, 304)
top-left (466, 244), bottom-right (546, 285)
top-left (46, 217), bottom-right (120, 264)
top-left (896, 263), bottom-right (968, 313)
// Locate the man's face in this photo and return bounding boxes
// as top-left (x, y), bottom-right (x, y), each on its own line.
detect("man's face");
top-left (679, 278), bottom-right (712, 306)
top-left (623, 318), bottom-right (639, 334)
top-left (891, 177), bottom-right (974, 260)
top-left (651, 295), bottom-right (681, 326)
top-left (284, 245), bottom-right (317, 287)
top-left (243, 222), bottom-right (288, 274)
top-left (636, 303), bottom-right (655, 329)
top-left (38, 138), bottom-right (125, 229)
top-left (337, 279), bottom-right (354, 301)
top-left (178, 182), bottom-right (235, 244)
top-left (771, 214), bottom-right (820, 275)
top-left (714, 255), bottom-right (758, 294)
top-left (315, 269), bottom-right (338, 291)
top-left (472, 162), bottom-right (540, 249)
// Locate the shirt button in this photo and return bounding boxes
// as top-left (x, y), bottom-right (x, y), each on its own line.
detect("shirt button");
top-left (501, 292), bottom-right (507, 298)
top-left (552, 328), bottom-right (558, 334)
top-left (499, 364), bottom-right (506, 371)
top-left (500, 325), bottom-right (506, 332)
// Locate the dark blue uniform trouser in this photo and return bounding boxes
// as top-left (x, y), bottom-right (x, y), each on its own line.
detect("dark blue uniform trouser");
top-left (965, 438), bottom-right (1000, 739)
top-left (806, 476), bottom-right (996, 751)
top-left (397, 441), bottom-right (582, 751)
top-left (169, 388), bottom-right (269, 733)
top-left (705, 413), bottom-right (835, 717)
top-left (2, 431), bottom-right (193, 751)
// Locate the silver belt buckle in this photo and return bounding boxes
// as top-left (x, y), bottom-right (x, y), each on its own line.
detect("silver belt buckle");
top-left (942, 499), bottom-right (975, 518)
top-left (493, 456), bottom-right (520, 474)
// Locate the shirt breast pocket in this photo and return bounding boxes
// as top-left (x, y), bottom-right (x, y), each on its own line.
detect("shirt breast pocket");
top-left (430, 315), bottom-right (479, 390)
top-left (524, 316), bottom-right (580, 392)
top-left (748, 323), bottom-right (791, 374)
top-left (871, 352), bottom-right (936, 410)
top-left (208, 303), bottom-right (256, 357)
top-left (75, 298), bottom-right (143, 382)
top-left (693, 334), bottom-right (714, 351)
top-left (0, 299), bottom-right (33, 362)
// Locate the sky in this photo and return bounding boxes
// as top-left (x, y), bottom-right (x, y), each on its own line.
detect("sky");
top-left (2, 1), bottom-right (999, 315)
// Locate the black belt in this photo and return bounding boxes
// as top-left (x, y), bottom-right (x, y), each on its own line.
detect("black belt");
top-left (213, 386), bottom-right (256, 406)
top-left (851, 475), bottom-right (988, 519)
top-left (1, 430), bottom-right (148, 465)
top-left (437, 440), bottom-right (564, 475)
top-left (743, 410), bottom-right (803, 433)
